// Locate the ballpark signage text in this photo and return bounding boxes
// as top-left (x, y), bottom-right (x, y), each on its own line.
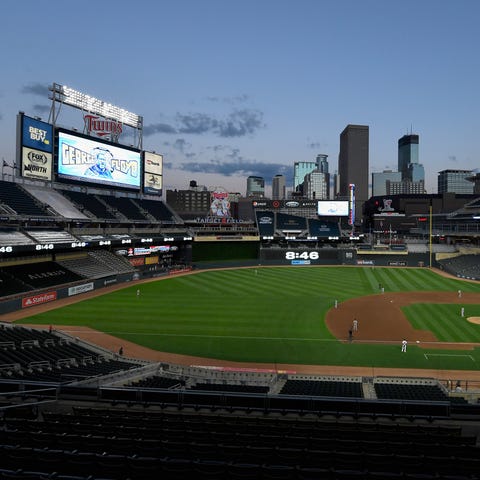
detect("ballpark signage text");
top-left (84, 114), bottom-right (123, 141)
top-left (21, 147), bottom-right (52, 180)
top-left (22, 291), bottom-right (57, 308)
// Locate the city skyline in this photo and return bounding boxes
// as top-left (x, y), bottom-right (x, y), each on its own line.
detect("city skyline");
top-left (1, 0), bottom-right (479, 197)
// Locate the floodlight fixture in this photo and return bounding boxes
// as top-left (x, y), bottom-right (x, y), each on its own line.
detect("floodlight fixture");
top-left (50, 83), bottom-right (142, 129)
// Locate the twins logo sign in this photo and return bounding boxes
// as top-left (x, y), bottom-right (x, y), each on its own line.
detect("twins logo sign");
top-left (84, 114), bottom-right (123, 142)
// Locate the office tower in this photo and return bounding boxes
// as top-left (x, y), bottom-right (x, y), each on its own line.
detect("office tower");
top-left (338, 125), bottom-right (369, 224)
top-left (293, 161), bottom-right (317, 192)
top-left (294, 154), bottom-right (329, 196)
top-left (398, 135), bottom-right (419, 179)
top-left (303, 170), bottom-right (328, 199)
top-left (246, 175), bottom-right (265, 197)
top-left (438, 169), bottom-right (474, 194)
top-left (317, 154), bottom-right (328, 174)
top-left (317, 154), bottom-right (330, 198)
top-left (272, 174), bottom-right (286, 200)
top-left (372, 170), bottom-right (402, 196)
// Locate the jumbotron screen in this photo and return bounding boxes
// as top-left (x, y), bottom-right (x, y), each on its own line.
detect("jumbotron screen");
top-left (317, 201), bottom-right (349, 216)
top-left (57, 129), bottom-right (141, 190)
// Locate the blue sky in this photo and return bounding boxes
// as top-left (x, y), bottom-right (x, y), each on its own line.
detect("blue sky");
top-left (1, 0), bottom-right (479, 196)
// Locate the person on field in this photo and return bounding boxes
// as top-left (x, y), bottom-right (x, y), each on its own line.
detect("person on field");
top-left (401, 339), bottom-right (408, 352)
top-left (353, 319), bottom-right (358, 332)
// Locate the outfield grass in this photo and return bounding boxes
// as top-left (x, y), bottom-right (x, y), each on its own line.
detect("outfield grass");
top-left (19, 267), bottom-right (480, 370)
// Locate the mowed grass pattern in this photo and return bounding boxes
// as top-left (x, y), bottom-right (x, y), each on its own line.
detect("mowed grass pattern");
top-left (405, 303), bottom-right (480, 342)
top-left (20, 267), bottom-right (480, 370)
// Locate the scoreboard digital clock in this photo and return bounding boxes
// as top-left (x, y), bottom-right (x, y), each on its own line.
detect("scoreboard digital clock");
top-left (285, 251), bottom-right (320, 260)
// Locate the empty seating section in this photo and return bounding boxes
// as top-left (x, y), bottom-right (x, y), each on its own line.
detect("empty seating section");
top-left (255, 210), bottom-right (275, 237)
top-left (0, 325), bottom-right (142, 382)
top-left (1, 261), bottom-right (83, 289)
top-left (129, 375), bottom-right (185, 389)
top-left (0, 229), bottom-right (34, 245)
top-left (0, 180), bottom-right (51, 217)
top-left (0, 326), bottom-right (479, 478)
top-left (97, 195), bottom-right (149, 221)
top-left (24, 184), bottom-right (88, 219)
top-left (56, 251), bottom-right (132, 278)
top-left (59, 190), bottom-right (117, 220)
top-left (25, 229), bottom-right (78, 244)
top-left (308, 218), bottom-right (341, 238)
top-left (280, 379), bottom-right (364, 398)
top-left (276, 212), bottom-right (308, 233)
top-left (0, 406), bottom-right (478, 479)
top-left (139, 198), bottom-right (178, 222)
top-left (87, 250), bottom-right (136, 274)
top-left (0, 271), bottom-right (32, 296)
top-left (0, 253), bottom-right (135, 298)
top-left (438, 254), bottom-right (480, 280)
top-left (189, 382), bottom-right (270, 394)
top-left (375, 382), bottom-right (450, 402)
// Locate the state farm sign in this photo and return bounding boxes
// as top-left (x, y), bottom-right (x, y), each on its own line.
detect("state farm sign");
top-left (22, 291), bottom-right (57, 308)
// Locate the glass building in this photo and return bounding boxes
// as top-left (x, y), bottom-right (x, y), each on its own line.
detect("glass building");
top-left (438, 169), bottom-right (474, 194)
top-left (246, 176), bottom-right (265, 197)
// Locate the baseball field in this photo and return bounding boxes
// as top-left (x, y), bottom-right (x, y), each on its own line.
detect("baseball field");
top-left (16, 266), bottom-right (480, 372)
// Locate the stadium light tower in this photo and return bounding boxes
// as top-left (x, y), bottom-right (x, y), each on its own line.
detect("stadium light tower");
top-left (48, 83), bottom-right (144, 148)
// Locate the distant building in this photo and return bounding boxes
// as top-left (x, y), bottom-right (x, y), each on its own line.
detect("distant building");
top-left (386, 180), bottom-right (425, 195)
top-left (339, 125), bottom-right (369, 225)
top-left (293, 161), bottom-right (317, 193)
top-left (272, 174), bottom-right (286, 200)
top-left (303, 169), bottom-right (328, 200)
top-left (246, 176), bottom-right (265, 197)
top-left (438, 169), bottom-right (474, 194)
top-left (372, 170), bottom-right (402, 196)
top-left (466, 172), bottom-right (480, 194)
top-left (398, 134), bottom-right (420, 181)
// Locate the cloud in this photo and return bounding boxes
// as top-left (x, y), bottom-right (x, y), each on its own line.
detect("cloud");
top-left (172, 138), bottom-right (192, 153)
top-left (143, 123), bottom-right (177, 136)
top-left (205, 94), bottom-right (250, 104)
top-left (144, 108), bottom-right (264, 138)
top-left (21, 83), bottom-right (50, 96)
top-left (33, 104), bottom-right (50, 114)
top-left (217, 109), bottom-right (264, 137)
top-left (177, 113), bottom-right (216, 134)
top-left (177, 159), bottom-right (291, 183)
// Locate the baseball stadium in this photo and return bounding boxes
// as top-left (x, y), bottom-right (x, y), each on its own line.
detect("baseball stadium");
top-left (1, 85), bottom-right (480, 479)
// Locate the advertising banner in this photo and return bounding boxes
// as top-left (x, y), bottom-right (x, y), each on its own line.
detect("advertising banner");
top-left (22, 291), bottom-right (57, 308)
top-left (143, 151), bottom-right (163, 195)
top-left (21, 116), bottom-right (53, 153)
top-left (21, 147), bottom-right (52, 180)
top-left (68, 282), bottom-right (94, 296)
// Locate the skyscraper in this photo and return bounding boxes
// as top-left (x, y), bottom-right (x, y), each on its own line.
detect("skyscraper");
top-left (398, 135), bottom-right (419, 179)
top-left (293, 161), bottom-right (317, 193)
top-left (303, 170), bottom-right (328, 199)
top-left (272, 174), bottom-right (286, 200)
top-left (246, 176), bottom-right (265, 197)
top-left (338, 125), bottom-right (369, 225)
top-left (293, 154), bottom-right (329, 196)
